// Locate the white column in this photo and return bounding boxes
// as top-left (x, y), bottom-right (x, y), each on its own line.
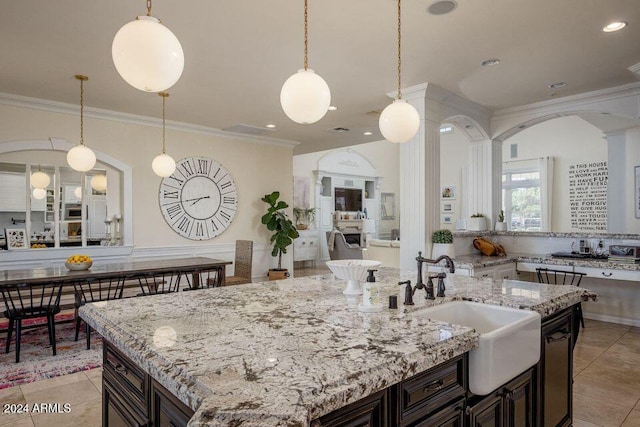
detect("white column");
top-left (467, 139), bottom-right (502, 227)
top-left (399, 85), bottom-right (442, 270)
top-left (606, 131), bottom-right (626, 233)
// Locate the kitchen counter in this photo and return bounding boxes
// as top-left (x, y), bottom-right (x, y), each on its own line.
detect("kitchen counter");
top-left (80, 268), bottom-right (593, 426)
top-left (452, 252), bottom-right (640, 272)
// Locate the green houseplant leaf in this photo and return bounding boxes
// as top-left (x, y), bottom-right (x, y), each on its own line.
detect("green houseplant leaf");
top-left (261, 191), bottom-right (299, 270)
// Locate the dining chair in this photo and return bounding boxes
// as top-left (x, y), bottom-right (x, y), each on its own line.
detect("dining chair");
top-left (73, 277), bottom-right (125, 349)
top-left (224, 240), bottom-right (253, 286)
top-left (536, 267), bottom-right (586, 328)
top-left (1, 283), bottom-right (63, 363)
top-left (137, 271), bottom-right (183, 295)
top-left (182, 268), bottom-right (224, 290)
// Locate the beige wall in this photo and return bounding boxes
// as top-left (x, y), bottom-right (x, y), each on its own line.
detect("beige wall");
top-left (293, 141), bottom-right (400, 237)
top-left (440, 127), bottom-right (469, 230)
top-left (0, 103), bottom-right (294, 250)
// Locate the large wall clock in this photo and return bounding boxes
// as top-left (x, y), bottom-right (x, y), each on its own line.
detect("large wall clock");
top-left (158, 156), bottom-right (238, 240)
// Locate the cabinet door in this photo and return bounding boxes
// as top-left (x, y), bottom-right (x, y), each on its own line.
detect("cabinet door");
top-left (314, 389), bottom-right (387, 427)
top-left (103, 377), bottom-right (148, 427)
top-left (505, 369), bottom-right (534, 427)
top-left (539, 308), bottom-right (573, 427)
top-left (150, 380), bottom-right (194, 427)
top-left (467, 392), bottom-right (505, 427)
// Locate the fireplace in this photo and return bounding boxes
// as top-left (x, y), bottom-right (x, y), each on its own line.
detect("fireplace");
top-left (343, 232), bottom-right (361, 246)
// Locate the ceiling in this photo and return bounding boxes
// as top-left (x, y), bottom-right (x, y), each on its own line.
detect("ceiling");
top-left (1, 0), bottom-right (639, 155)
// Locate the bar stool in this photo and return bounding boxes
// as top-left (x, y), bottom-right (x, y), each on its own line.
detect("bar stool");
top-left (1, 283), bottom-right (63, 363)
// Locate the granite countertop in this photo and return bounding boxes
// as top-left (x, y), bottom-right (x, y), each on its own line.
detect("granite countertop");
top-left (452, 252), bottom-right (640, 271)
top-left (80, 268), bottom-right (593, 426)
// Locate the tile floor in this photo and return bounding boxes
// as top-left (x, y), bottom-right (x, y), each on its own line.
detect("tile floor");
top-left (0, 317), bottom-right (637, 426)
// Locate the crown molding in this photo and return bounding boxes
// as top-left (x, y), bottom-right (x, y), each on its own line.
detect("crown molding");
top-left (493, 82), bottom-right (640, 120)
top-left (0, 92), bottom-right (300, 149)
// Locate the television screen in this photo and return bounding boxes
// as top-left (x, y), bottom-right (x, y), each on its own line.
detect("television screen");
top-left (334, 188), bottom-right (363, 211)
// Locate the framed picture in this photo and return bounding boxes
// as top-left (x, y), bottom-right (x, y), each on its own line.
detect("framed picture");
top-left (381, 192), bottom-right (395, 220)
top-left (441, 214), bottom-right (453, 224)
top-left (5, 228), bottom-right (27, 250)
top-left (441, 202), bottom-right (454, 213)
top-left (636, 166), bottom-right (640, 219)
top-left (441, 185), bottom-right (456, 200)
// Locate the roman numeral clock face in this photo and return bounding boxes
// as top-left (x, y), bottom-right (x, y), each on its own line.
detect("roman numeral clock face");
top-left (158, 157), bottom-right (238, 240)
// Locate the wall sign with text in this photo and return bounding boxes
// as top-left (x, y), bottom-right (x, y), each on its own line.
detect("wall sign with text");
top-left (568, 161), bottom-right (607, 231)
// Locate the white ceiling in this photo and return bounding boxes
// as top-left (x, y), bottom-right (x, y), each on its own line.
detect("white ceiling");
top-left (1, 0), bottom-right (639, 154)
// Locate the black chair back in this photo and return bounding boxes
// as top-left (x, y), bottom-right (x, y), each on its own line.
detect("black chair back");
top-left (73, 277), bottom-right (125, 306)
top-left (2, 283), bottom-right (63, 318)
top-left (536, 268), bottom-right (586, 286)
top-left (137, 271), bottom-right (182, 295)
top-left (182, 269), bottom-right (223, 290)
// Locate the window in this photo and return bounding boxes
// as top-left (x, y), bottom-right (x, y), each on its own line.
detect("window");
top-left (502, 167), bottom-right (542, 231)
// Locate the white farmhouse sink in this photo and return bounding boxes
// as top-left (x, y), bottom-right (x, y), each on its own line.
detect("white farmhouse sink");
top-left (421, 301), bottom-right (541, 395)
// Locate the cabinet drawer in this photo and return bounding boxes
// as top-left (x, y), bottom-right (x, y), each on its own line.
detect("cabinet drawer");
top-left (104, 342), bottom-right (148, 410)
top-left (573, 266), bottom-right (640, 282)
top-left (397, 355), bottom-right (465, 425)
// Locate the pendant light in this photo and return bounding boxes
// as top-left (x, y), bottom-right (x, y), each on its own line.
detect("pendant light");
top-left (280, 0), bottom-right (331, 124)
top-left (31, 166), bottom-right (50, 189)
top-left (112, 0), bottom-right (184, 92)
top-left (90, 174), bottom-right (108, 192)
top-left (32, 188), bottom-right (47, 200)
top-left (152, 92), bottom-right (176, 177)
top-left (74, 186), bottom-right (83, 199)
top-left (379, 0), bottom-right (420, 143)
top-left (67, 75), bottom-right (97, 172)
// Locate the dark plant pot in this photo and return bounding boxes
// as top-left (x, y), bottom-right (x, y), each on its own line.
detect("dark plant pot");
top-left (268, 269), bottom-right (290, 281)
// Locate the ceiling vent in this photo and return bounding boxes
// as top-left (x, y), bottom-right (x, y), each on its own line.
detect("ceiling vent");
top-left (327, 127), bottom-right (351, 133)
top-left (427, 1), bottom-right (457, 15)
top-left (366, 109), bottom-right (383, 116)
top-left (222, 124), bottom-right (276, 136)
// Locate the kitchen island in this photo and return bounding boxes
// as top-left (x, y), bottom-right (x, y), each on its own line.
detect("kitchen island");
top-left (79, 268), bottom-right (594, 426)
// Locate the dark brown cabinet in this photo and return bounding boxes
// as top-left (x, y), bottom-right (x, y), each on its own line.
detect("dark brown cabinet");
top-left (103, 341), bottom-right (193, 427)
top-left (467, 369), bottom-right (534, 427)
top-left (314, 389), bottom-right (387, 427)
top-left (538, 307), bottom-right (574, 427)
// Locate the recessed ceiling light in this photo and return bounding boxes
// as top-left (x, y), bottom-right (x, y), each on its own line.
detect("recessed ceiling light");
top-left (266, 124), bottom-right (276, 128)
top-left (603, 21), bottom-right (627, 32)
top-left (363, 131), bottom-right (373, 136)
top-left (427, 0), bottom-right (458, 15)
top-left (548, 82), bottom-right (567, 89)
top-left (481, 58), bottom-right (501, 67)
top-left (518, 125), bottom-right (526, 129)
top-left (328, 106), bottom-right (338, 111)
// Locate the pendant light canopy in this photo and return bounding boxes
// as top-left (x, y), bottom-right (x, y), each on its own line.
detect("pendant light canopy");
top-left (32, 188), bottom-right (47, 200)
top-left (31, 169), bottom-right (50, 189)
top-left (91, 174), bottom-right (108, 192)
top-left (280, 0), bottom-right (331, 124)
top-left (379, 0), bottom-right (420, 143)
top-left (152, 92), bottom-right (177, 177)
top-left (67, 75), bottom-right (97, 172)
top-left (112, 0), bottom-right (184, 92)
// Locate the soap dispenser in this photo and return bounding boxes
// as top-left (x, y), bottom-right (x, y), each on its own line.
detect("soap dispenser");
top-left (359, 270), bottom-right (383, 313)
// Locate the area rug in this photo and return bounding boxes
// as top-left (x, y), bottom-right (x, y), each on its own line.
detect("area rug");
top-left (0, 317), bottom-right (102, 389)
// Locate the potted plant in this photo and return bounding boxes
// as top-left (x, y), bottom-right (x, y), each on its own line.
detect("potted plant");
top-left (261, 191), bottom-right (299, 280)
top-left (495, 210), bottom-right (507, 231)
top-left (467, 213), bottom-right (488, 231)
top-left (431, 229), bottom-right (455, 259)
top-left (293, 207), bottom-right (316, 230)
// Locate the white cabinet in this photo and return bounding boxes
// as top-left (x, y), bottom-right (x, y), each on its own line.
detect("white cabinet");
top-left (0, 173), bottom-right (26, 212)
top-left (474, 264), bottom-right (517, 280)
top-left (294, 230), bottom-right (319, 263)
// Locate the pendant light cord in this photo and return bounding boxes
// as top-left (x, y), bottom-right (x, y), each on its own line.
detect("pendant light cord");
top-left (146, 0), bottom-right (152, 16)
top-left (397, 0), bottom-right (402, 100)
top-left (160, 92), bottom-right (169, 154)
top-left (303, 0), bottom-right (309, 70)
top-left (75, 75), bottom-right (88, 146)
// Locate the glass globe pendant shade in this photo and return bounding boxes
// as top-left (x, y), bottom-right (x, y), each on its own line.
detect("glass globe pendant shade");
top-left (30, 171), bottom-right (50, 189)
top-left (67, 144), bottom-right (97, 172)
top-left (112, 16), bottom-right (184, 92)
top-left (379, 99), bottom-right (420, 143)
top-left (91, 174), bottom-right (108, 192)
top-left (280, 69), bottom-right (331, 124)
top-left (74, 186), bottom-right (82, 199)
top-left (32, 188), bottom-right (46, 200)
top-left (152, 153), bottom-right (176, 177)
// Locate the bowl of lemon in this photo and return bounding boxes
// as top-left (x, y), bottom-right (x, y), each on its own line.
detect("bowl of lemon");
top-left (65, 254), bottom-right (93, 271)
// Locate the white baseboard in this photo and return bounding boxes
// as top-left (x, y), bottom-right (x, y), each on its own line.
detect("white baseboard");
top-left (583, 312), bottom-right (640, 327)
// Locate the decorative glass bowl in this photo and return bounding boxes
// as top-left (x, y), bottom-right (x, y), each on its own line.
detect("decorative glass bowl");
top-left (326, 259), bottom-right (382, 295)
top-left (65, 261), bottom-right (93, 271)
